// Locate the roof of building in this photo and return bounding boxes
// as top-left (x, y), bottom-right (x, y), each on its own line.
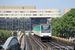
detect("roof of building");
top-left (0, 6), bottom-right (35, 9)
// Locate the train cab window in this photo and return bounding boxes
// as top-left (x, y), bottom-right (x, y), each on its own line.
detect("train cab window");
top-left (41, 25), bottom-right (50, 33)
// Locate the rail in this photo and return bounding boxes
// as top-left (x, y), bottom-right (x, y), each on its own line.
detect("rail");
top-left (51, 41), bottom-right (70, 50)
top-left (48, 47), bottom-right (52, 50)
top-left (33, 35), bottom-right (49, 50)
top-left (30, 35), bottom-right (44, 50)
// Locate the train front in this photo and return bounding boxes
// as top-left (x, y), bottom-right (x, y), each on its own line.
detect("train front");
top-left (40, 24), bottom-right (52, 41)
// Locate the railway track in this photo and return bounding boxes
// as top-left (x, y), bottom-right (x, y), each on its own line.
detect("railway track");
top-left (44, 41), bottom-right (68, 50)
top-left (34, 35), bottom-right (74, 50)
top-left (24, 35), bottom-right (74, 50)
top-left (51, 40), bottom-right (74, 50)
top-left (33, 36), bottom-right (61, 50)
top-left (31, 35), bottom-right (49, 50)
top-left (24, 35), bottom-right (48, 50)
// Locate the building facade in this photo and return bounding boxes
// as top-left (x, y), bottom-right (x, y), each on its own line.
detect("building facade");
top-left (0, 6), bottom-right (61, 31)
top-left (61, 8), bottom-right (70, 16)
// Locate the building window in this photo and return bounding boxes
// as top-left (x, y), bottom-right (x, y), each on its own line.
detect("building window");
top-left (26, 14), bottom-right (31, 16)
top-left (11, 14), bottom-right (13, 16)
top-left (17, 11), bottom-right (20, 13)
top-left (6, 17), bottom-right (10, 19)
top-left (20, 11), bottom-right (24, 13)
top-left (47, 11), bottom-right (51, 13)
top-left (0, 14), bottom-right (3, 16)
top-left (55, 14), bottom-right (61, 16)
top-left (20, 17), bottom-right (24, 19)
top-left (51, 11), bottom-right (60, 13)
top-left (40, 14), bottom-right (43, 16)
top-left (11, 11), bottom-right (15, 13)
top-left (33, 14), bottom-right (37, 16)
top-left (14, 17), bottom-right (18, 19)
top-left (0, 11), bottom-right (4, 13)
top-left (30, 11), bottom-right (37, 13)
top-left (28, 14), bottom-right (31, 16)
top-left (20, 26), bottom-right (23, 28)
top-left (15, 11), bottom-right (17, 13)
top-left (43, 14), bottom-right (48, 16)
top-left (38, 11), bottom-right (42, 13)
top-left (0, 17), bottom-right (5, 19)
top-left (5, 14), bottom-right (8, 16)
top-left (21, 14), bottom-right (24, 16)
top-left (25, 11), bottom-right (29, 13)
top-left (12, 14), bottom-right (17, 16)
top-left (5, 11), bottom-right (11, 13)
top-left (45, 11), bottom-right (51, 13)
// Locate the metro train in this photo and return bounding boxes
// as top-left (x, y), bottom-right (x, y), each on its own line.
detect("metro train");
top-left (33, 24), bottom-right (52, 41)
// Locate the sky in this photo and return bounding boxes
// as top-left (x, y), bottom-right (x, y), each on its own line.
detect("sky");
top-left (0, 0), bottom-right (75, 13)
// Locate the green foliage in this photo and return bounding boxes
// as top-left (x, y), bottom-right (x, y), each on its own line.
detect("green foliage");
top-left (20, 29), bottom-right (25, 35)
top-left (49, 8), bottom-right (75, 38)
top-left (13, 31), bottom-right (17, 36)
top-left (48, 17), bottom-right (59, 25)
top-left (28, 32), bottom-right (31, 35)
top-left (0, 30), bottom-right (12, 41)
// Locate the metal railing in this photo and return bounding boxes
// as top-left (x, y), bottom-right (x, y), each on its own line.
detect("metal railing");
top-left (24, 36), bottom-right (27, 50)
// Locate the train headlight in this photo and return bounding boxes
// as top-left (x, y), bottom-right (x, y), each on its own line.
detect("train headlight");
top-left (49, 35), bottom-right (51, 36)
top-left (40, 35), bottom-right (43, 37)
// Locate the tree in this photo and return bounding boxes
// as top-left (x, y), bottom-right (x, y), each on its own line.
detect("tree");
top-left (49, 8), bottom-right (75, 38)
top-left (28, 32), bottom-right (31, 35)
top-left (13, 31), bottom-right (17, 36)
top-left (20, 29), bottom-right (25, 35)
top-left (0, 30), bottom-right (12, 41)
top-left (48, 18), bottom-right (59, 25)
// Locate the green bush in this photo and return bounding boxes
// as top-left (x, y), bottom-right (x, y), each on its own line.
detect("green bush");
top-left (0, 30), bottom-right (12, 41)
top-left (20, 29), bottom-right (25, 35)
top-left (28, 32), bottom-right (31, 35)
top-left (13, 31), bottom-right (17, 36)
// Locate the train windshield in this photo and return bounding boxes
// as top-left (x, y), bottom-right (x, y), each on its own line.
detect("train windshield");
top-left (41, 25), bottom-right (50, 33)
